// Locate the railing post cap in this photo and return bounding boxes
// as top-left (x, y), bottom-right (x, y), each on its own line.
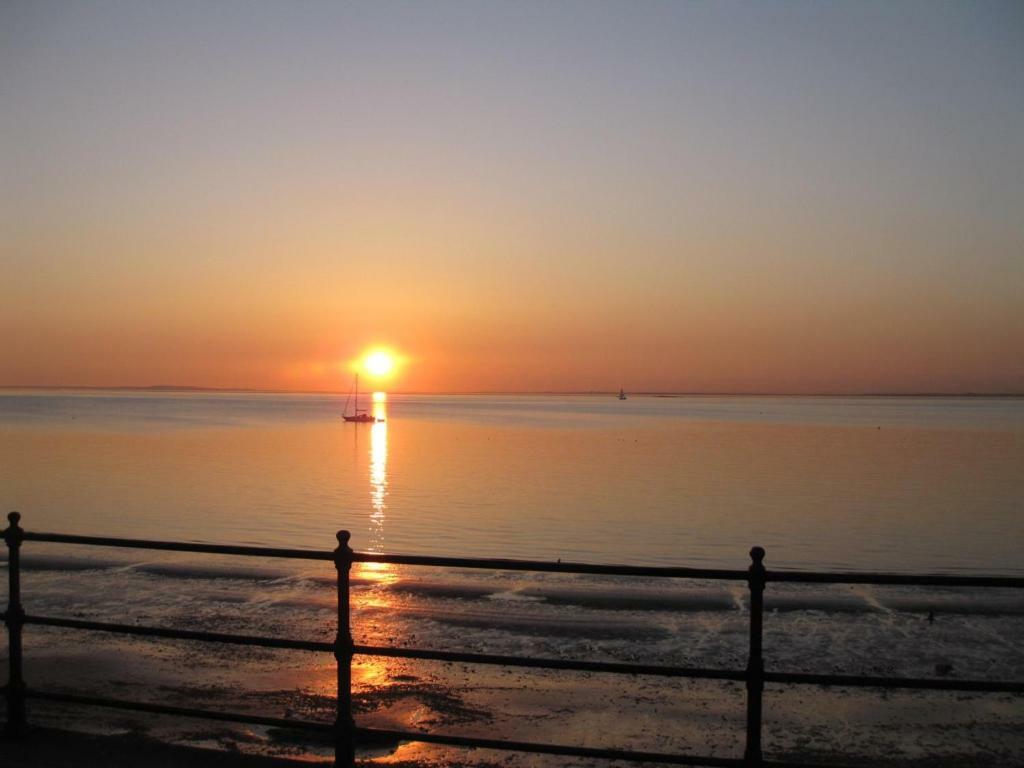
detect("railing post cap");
top-left (336, 530), bottom-right (351, 546)
top-left (750, 546), bottom-right (765, 563)
top-left (8, 511), bottom-right (21, 526)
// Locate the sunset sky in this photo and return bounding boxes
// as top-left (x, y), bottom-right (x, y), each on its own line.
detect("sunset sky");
top-left (2, 1), bottom-right (1022, 394)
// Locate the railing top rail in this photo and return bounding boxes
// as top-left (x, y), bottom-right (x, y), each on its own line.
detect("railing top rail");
top-left (11, 524), bottom-right (1024, 588)
top-left (766, 569), bottom-right (1024, 589)
top-left (16, 527), bottom-right (748, 579)
top-left (22, 531), bottom-right (336, 561)
top-left (355, 551), bottom-right (747, 579)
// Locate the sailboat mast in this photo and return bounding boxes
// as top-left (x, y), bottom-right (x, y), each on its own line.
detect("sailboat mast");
top-left (355, 373), bottom-right (359, 413)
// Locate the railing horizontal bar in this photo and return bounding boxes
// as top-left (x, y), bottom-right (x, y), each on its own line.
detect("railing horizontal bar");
top-left (30, 620), bottom-right (1019, 693)
top-left (357, 726), bottom-right (747, 766)
top-left (23, 532), bottom-right (335, 561)
top-left (25, 689), bottom-right (334, 732)
top-left (355, 552), bottom-right (746, 579)
top-left (18, 532), bottom-right (1023, 587)
top-left (766, 570), bottom-right (1024, 588)
top-left (355, 644), bottom-right (747, 680)
top-left (764, 671), bottom-right (1024, 694)
top-left (24, 615), bottom-right (333, 653)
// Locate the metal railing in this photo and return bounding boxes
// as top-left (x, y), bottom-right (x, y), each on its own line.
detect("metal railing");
top-left (2, 511), bottom-right (1023, 767)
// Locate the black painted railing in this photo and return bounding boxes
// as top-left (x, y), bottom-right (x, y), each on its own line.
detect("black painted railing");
top-left (3, 511), bottom-right (1023, 767)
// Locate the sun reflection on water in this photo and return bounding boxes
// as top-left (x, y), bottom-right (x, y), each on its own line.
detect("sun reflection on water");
top-left (333, 393), bottom-right (402, 705)
top-left (354, 394), bottom-right (396, 586)
top-left (357, 403), bottom-right (399, 712)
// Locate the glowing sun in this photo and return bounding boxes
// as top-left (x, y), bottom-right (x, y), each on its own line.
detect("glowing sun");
top-left (363, 350), bottom-right (396, 377)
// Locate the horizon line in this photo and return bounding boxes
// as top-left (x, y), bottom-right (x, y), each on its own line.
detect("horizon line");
top-left (1, 384), bottom-right (1022, 398)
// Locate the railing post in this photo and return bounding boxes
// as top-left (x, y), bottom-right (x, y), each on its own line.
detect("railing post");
top-left (3, 511), bottom-right (27, 738)
top-left (333, 530), bottom-right (355, 767)
top-left (744, 545), bottom-right (766, 766)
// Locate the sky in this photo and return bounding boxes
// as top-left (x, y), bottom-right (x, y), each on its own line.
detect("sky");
top-left (2, 1), bottom-right (1022, 394)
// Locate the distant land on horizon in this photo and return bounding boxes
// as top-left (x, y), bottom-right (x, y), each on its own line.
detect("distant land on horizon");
top-left (1, 385), bottom-right (1021, 398)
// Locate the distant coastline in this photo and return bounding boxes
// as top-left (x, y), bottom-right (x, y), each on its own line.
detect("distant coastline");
top-left (1, 385), bottom-right (1021, 398)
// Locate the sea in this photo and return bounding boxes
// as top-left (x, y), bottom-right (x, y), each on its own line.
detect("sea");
top-left (1, 391), bottom-right (1022, 765)
top-left (2, 390), bottom-right (1023, 571)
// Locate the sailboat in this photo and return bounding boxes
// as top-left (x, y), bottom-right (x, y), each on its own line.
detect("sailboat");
top-left (618, 388), bottom-right (628, 400)
top-left (342, 374), bottom-right (377, 423)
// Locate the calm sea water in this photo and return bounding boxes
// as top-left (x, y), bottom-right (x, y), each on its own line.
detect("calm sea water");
top-left (2, 390), bottom-right (1022, 574)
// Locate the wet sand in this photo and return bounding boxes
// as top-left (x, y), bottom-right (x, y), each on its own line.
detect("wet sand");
top-left (0, 727), bottom-right (314, 768)
top-left (3, 644), bottom-right (1021, 767)
top-left (0, 727), bottom-right (507, 768)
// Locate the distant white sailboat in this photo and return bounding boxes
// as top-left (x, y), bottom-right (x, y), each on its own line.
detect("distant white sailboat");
top-left (618, 388), bottom-right (627, 400)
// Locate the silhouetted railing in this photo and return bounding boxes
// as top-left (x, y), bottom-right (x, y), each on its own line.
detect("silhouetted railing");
top-left (3, 511), bottom-right (1023, 767)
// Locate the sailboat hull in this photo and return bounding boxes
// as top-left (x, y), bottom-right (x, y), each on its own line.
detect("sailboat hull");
top-left (342, 413), bottom-right (377, 423)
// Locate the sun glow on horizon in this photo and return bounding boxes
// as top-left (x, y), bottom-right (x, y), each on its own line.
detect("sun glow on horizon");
top-left (362, 349), bottom-right (396, 378)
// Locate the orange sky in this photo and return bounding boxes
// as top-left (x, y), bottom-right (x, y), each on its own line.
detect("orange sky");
top-left (2, 3), bottom-right (1022, 394)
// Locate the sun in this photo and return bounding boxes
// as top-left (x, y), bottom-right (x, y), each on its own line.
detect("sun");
top-left (363, 350), bottom-right (396, 378)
